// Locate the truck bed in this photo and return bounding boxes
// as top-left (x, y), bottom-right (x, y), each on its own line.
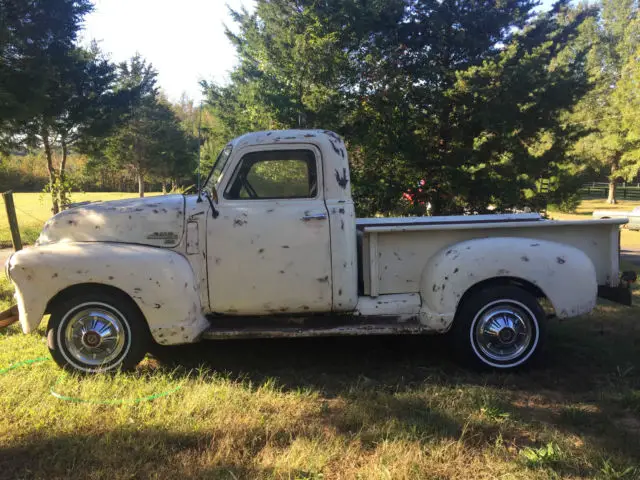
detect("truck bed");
top-left (357, 214), bottom-right (626, 296)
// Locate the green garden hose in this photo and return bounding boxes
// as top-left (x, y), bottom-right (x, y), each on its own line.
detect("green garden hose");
top-left (0, 356), bottom-right (49, 374)
top-left (0, 357), bottom-right (182, 404)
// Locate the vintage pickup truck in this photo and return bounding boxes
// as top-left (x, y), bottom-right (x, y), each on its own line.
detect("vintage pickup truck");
top-left (5, 130), bottom-right (634, 373)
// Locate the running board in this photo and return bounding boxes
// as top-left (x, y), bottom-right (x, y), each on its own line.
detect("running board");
top-left (201, 322), bottom-right (429, 340)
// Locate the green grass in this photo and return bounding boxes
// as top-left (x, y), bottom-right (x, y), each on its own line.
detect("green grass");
top-left (0, 192), bottom-right (161, 248)
top-left (1, 299), bottom-right (639, 479)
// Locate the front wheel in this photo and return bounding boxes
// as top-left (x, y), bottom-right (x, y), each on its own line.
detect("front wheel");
top-left (47, 288), bottom-right (149, 374)
top-left (452, 285), bottom-right (546, 369)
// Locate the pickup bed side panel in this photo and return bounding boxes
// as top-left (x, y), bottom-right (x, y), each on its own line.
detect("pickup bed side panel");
top-left (419, 237), bottom-right (598, 331)
top-left (362, 220), bottom-right (621, 295)
top-left (7, 243), bottom-right (209, 345)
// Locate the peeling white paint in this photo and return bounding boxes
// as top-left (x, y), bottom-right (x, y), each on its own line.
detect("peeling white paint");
top-left (7, 242), bottom-right (208, 345)
top-left (418, 237), bottom-right (598, 330)
top-left (355, 293), bottom-right (420, 317)
top-left (361, 218), bottom-right (624, 295)
top-left (38, 195), bottom-right (185, 248)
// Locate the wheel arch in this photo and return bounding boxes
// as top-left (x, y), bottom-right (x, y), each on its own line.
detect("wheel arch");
top-left (456, 276), bottom-right (547, 316)
top-left (7, 242), bottom-right (210, 345)
top-left (418, 237), bottom-right (598, 331)
top-left (45, 282), bottom-right (144, 318)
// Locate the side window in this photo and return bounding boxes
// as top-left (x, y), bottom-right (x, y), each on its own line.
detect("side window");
top-left (224, 150), bottom-right (318, 200)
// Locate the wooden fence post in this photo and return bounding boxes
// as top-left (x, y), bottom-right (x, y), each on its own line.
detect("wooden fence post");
top-left (2, 191), bottom-right (22, 251)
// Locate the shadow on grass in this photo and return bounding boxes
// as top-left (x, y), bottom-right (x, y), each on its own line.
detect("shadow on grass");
top-left (4, 314), bottom-right (639, 478)
top-left (146, 318), bottom-right (640, 472)
top-left (0, 429), bottom-right (281, 480)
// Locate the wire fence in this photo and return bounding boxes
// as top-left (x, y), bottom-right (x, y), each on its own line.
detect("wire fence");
top-left (579, 182), bottom-right (640, 201)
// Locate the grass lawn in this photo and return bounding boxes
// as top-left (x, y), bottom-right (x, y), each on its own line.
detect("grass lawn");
top-left (1, 293), bottom-right (640, 478)
top-left (0, 192), bottom-right (161, 248)
top-left (549, 199), bottom-right (640, 250)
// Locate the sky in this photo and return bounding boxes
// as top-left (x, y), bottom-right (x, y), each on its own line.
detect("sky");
top-left (81, 0), bottom-right (557, 104)
top-left (81, 0), bottom-right (256, 103)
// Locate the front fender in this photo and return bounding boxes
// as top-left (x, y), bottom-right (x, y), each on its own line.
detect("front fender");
top-left (419, 237), bottom-right (597, 331)
top-left (6, 242), bottom-right (208, 345)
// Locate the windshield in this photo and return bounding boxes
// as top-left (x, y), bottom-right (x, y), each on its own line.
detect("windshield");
top-left (204, 144), bottom-right (233, 193)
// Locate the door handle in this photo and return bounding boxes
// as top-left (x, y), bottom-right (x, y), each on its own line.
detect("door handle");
top-left (301, 213), bottom-right (327, 221)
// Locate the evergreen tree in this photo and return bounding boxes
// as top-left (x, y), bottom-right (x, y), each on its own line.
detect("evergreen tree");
top-left (104, 57), bottom-right (196, 197)
top-left (569, 0), bottom-right (640, 204)
top-left (205, 0), bottom-right (595, 216)
top-left (0, 0), bottom-right (93, 153)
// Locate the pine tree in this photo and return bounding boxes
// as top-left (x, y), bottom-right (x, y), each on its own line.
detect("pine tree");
top-left (204, 0), bottom-right (595, 215)
top-left (569, 0), bottom-right (640, 204)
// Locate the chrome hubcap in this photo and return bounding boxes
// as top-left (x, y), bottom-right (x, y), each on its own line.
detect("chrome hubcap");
top-left (64, 307), bottom-right (126, 366)
top-left (474, 304), bottom-right (533, 363)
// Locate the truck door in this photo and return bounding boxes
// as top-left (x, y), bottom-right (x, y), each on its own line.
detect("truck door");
top-left (207, 144), bottom-right (332, 314)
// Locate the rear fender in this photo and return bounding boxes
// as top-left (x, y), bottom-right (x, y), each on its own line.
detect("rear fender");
top-left (6, 242), bottom-right (208, 345)
top-left (419, 237), bottom-right (597, 331)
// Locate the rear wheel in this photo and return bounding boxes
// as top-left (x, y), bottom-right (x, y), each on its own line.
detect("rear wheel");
top-left (47, 288), bottom-right (149, 374)
top-left (452, 285), bottom-right (546, 369)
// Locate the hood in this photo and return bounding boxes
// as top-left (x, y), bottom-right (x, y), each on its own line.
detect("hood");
top-left (37, 195), bottom-right (185, 248)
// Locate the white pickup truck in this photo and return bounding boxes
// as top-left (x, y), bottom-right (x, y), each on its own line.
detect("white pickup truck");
top-left (6, 130), bottom-right (634, 373)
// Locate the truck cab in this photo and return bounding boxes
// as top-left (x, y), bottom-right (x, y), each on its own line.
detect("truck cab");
top-left (6, 130), bottom-right (633, 373)
top-left (203, 130), bottom-right (357, 315)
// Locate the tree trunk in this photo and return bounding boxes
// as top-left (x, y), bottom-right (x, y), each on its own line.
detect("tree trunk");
top-left (138, 172), bottom-right (145, 198)
top-left (607, 160), bottom-right (619, 205)
top-left (59, 139), bottom-right (67, 181)
top-left (607, 180), bottom-right (617, 204)
top-left (58, 138), bottom-right (68, 209)
top-left (161, 182), bottom-right (167, 195)
top-left (42, 127), bottom-right (59, 215)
